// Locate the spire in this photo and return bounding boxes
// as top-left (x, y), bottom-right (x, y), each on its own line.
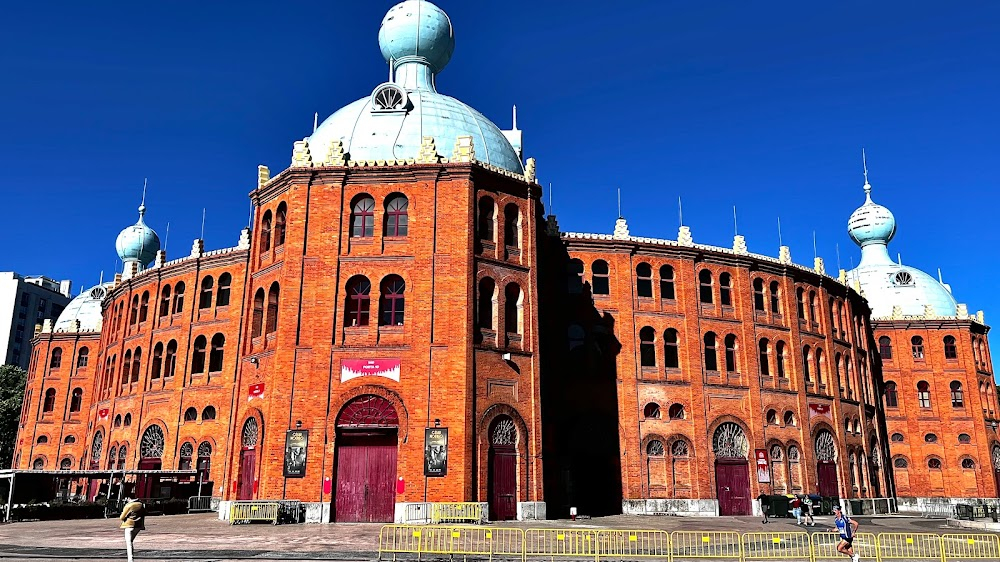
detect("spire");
top-left (512, 105), bottom-right (518, 130)
top-left (862, 148), bottom-right (872, 202)
top-left (138, 178), bottom-right (148, 220)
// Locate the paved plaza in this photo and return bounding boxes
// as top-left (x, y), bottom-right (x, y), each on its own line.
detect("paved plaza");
top-left (0, 512), bottom-right (977, 561)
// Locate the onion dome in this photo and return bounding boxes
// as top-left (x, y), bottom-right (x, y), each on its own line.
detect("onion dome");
top-left (847, 181), bottom-right (896, 247)
top-left (54, 283), bottom-right (113, 332)
top-left (307, 0), bottom-right (524, 174)
top-left (115, 203), bottom-right (160, 266)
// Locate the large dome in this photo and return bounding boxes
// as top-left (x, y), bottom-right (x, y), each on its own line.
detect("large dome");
top-left (116, 204), bottom-right (160, 266)
top-left (306, 0), bottom-right (523, 174)
top-left (54, 284), bottom-right (113, 333)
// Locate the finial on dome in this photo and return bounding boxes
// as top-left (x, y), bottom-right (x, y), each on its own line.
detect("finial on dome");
top-left (379, 0), bottom-right (455, 76)
top-left (138, 178), bottom-right (148, 218)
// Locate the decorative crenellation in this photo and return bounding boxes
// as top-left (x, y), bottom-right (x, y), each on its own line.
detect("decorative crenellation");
top-left (923, 304), bottom-right (935, 319)
top-left (121, 261), bottom-right (140, 281)
top-left (814, 257), bottom-right (825, 275)
top-left (733, 235), bottom-right (747, 255)
top-left (546, 214), bottom-right (560, 237)
top-left (613, 217), bottom-right (630, 240)
top-left (321, 140), bottom-right (346, 166)
top-left (838, 269), bottom-right (848, 284)
top-left (41, 319), bottom-right (52, 334)
top-left (257, 165), bottom-right (270, 189)
top-left (417, 136), bottom-right (439, 163)
top-left (891, 305), bottom-right (903, 319)
top-left (191, 238), bottom-right (204, 258)
top-left (778, 245), bottom-right (791, 265)
top-left (238, 227), bottom-right (251, 250)
top-left (977, 310), bottom-right (985, 323)
top-left (677, 226), bottom-right (693, 246)
top-left (153, 250), bottom-right (166, 269)
top-left (957, 303), bottom-right (968, 317)
top-left (525, 157), bottom-right (537, 184)
top-left (451, 135), bottom-right (475, 163)
top-left (291, 139), bottom-right (313, 168)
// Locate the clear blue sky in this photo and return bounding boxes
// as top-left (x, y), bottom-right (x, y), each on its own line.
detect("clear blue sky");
top-left (1, 1), bottom-right (997, 365)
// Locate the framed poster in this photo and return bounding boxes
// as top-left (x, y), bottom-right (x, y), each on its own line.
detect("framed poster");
top-left (755, 448), bottom-right (771, 483)
top-left (424, 427), bottom-right (448, 477)
top-left (284, 430), bottom-right (308, 478)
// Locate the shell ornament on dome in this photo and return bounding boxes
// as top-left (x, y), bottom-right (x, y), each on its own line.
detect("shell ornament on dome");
top-left (371, 83), bottom-right (409, 113)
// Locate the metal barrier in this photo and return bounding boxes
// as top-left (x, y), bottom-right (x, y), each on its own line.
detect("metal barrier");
top-left (379, 525), bottom-right (425, 560)
top-left (525, 529), bottom-right (598, 559)
top-left (921, 504), bottom-right (955, 519)
top-left (670, 531), bottom-right (742, 561)
top-left (229, 500), bottom-right (280, 525)
top-left (432, 502), bottom-right (486, 524)
top-left (876, 533), bottom-right (943, 561)
top-left (941, 534), bottom-right (1000, 561)
top-left (379, 525), bottom-right (524, 561)
top-left (740, 532), bottom-right (810, 562)
top-left (811, 532), bottom-right (878, 561)
top-left (187, 496), bottom-right (215, 513)
top-left (597, 530), bottom-right (670, 560)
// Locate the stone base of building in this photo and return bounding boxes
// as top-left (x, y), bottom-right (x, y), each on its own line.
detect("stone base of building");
top-left (622, 498), bottom-right (718, 516)
top-left (842, 498), bottom-right (897, 516)
top-left (394, 502), bottom-right (490, 524)
top-left (304, 502), bottom-right (332, 523)
top-left (517, 501), bottom-right (546, 520)
top-left (897, 496), bottom-right (1000, 514)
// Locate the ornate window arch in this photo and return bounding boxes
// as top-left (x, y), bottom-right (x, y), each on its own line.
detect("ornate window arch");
top-left (815, 430), bottom-right (837, 462)
top-left (712, 422), bottom-right (749, 459)
top-left (140, 425), bottom-right (165, 459)
top-left (490, 416), bottom-right (517, 447)
top-left (242, 417), bottom-right (260, 448)
top-left (91, 430), bottom-right (104, 464)
top-left (336, 395), bottom-right (399, 428)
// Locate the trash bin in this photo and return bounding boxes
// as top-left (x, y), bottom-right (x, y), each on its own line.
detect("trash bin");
top-left (820, 497), bottom-right (833, 515)
top-left (771, 495), bottom-right (790, 518)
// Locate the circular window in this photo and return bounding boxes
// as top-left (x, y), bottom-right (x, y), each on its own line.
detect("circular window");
top-left (893, 271), bottom-right (913, 286)
top-left (891, 433), bottom-right (904, 442)
top-left (370, 83), bottom-right (408, 112)
top-left (925, 433), bottom-right (938, 443)
top-left (928, 458), bottom-right (942, 469)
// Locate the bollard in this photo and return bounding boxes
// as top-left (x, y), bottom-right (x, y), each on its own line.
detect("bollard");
top-left (992, 506), bottom-right (998, 523)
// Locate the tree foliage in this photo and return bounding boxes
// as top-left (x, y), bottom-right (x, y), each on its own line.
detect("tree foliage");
top-left (0, 365), bottom-right (28, 469)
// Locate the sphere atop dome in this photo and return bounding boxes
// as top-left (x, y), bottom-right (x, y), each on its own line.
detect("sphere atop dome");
top-left (848, 182), bottom-right (896, 247)
top-left (115, 204), bottom-right (160, 266)
top-left (378, 0), bottom-right (455, 74)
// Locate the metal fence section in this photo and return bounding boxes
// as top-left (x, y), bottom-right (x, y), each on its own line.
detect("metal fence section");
top-left (876, 533), bottom-right (943, 561)
top-left (596, 530), bottom-right (670, 561)
top-left (811, 532), bottom-right (878, 561)
top-left (670, 531), bottom-right (742, 562)
top-left (451, 527), bottom-right (526, 561)
top-left (228, 500), bottom-right (280, 525)
top-left (941, 534), bottom-right (1000, 561)
top-left (186, 495), bottom-right (215, 512)
top-left (432, 502), bottom-right (486, 524)
top-left (740, 532), bottom-right (810, 562)
top-left (379, 525), bottom-right (425, 560)
top-left (525, 529), bottom-right (599, 560)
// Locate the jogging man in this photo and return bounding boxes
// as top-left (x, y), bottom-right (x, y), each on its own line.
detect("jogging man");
top-left (831, 505), bottom-right (860, 562)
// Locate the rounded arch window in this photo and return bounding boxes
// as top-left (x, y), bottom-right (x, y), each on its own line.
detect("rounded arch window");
top-left (783, 411), bottom-right (796, 426)
top-left (490, 416), bottom-right (517, 447)
top-left (91, 431), bottom-right (104, 462)
top-left (893, 457), bottom-right (908, 469)
top-left (891, 433), bottom-right (904, 443)
top-left (719, 272), bottom-right (732, 306)
top-left (787, 445), bottom-right (800, 461)
top-left (698, 269), bottom-right (713, 304)
top-left (184, 407), bottom-right (198, 422)
top-left (36, 435), bottom-right (48, 444)
top-left (668, 403), bottom-right (685, 420)
top-left (643, 403), bottom-right (660, 419)
top-left (242, 418), bottom-right (260, 448)
top-left (351, 194), bottom-right (376, 238)
top-left (766, 409), bottom-right (777, 425)
top-left (140, 425), bottom-right (165, 459)
top-left (113, 414), bottom-right (122, 428)
top-left (32, 458), bottom-right (44, 470)
top-left (384, 193), bottom-right (409, 237)
top-left (639, 326), bottom-right (656, 367)
top-left (752, 278), bottom-right (765, 310)
top-left (769, 444), bottom-right (783, 461)
top-left (123, 413), bottom-right (132, 427)
top-left (815, 430), bottom-right (836, 462)
top-left (636, 263), bottom-right (653, 298)
top-left (961, 458), bottom-right (976, 470)
top-left (712, 422), bottom-right (749, 459)
top-left (659, 265), bottom-right (675, 300)
top-left (202, 406), bottom-right (216, 420)
top-left (646, 440), bottom-right (664, 456)
top-left (671, 439), bottom-right (689, 458)
top-left (959, 433), bottom-right (971, 444)
top-left (59, 458), bottom-right (72, 470)
top-left (993, 445), bottom-right (1000, 469)
top-left (64, 435), bottom-right (76, 444)
top-left (925, 433), bottom-right (938, 443)
top-left (928, 458), bottom-right (942, 469)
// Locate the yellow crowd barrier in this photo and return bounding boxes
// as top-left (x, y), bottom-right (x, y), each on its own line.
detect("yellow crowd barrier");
top-left (811, 532), bottom-right (878, 561)
top-left (941, 533), bottom-right (1000, 561)
top-left (432, 502), bottom-right (486, 524)
top-left (228, 500), bottom-right (280, 525)
top-left (378, 525), bottom-right (1000, 562)
top-left (876, 533), bottom-right (943, 561)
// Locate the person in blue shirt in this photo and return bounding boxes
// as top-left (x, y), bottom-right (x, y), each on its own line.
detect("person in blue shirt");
top-left (830, 505), bottom-right (860, 562)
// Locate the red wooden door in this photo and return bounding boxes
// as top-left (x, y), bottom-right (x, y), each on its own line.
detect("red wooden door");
top-left (715, 461), bottom-right (751, 515)
top-left (367, 434), bottom-right (398, 522)
top-left (136, 459), bottom-right (161, 499)
top-left (817, 461), bottom-right (839, 497)
top-left (994, 470), bottom-right (1000, 499)
top-left (335, 433), bottom-right (398, 522)
top-left (237, 449), bottom-right (256, 500)
top-left (489, 445), bottom-right (517, 521)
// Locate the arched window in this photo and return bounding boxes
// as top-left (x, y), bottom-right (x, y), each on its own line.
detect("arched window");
top-left (191, 336), bottom-right (207, 374)
top-left (776, 341), bottom-right (787, 378)
top-left (944, 336), bottom-right (957, 359)
top-left (77, 347), bottom-right (89, 368)
top-left (950, 381), bottom-right (964, 407)
top-left (698, 269), bottom-right (713, 304)
top-left (808, 291), bottom-right (818, 323)
top-left (815, 348), bottom-right (825, 386)
top-left (834, 352), bottom-right (843, 389)
top-left (50, 348), bottom-right (62, 369)
top-left (643, 403), bottom-right (660, 419)
top-left (130, 347), bottom-right (141, 383)
top-left (962, 458), bottom-right (976, 469)
top-left (60, 458), bottom-right (72, 470)
top-left (37, 435), bottom-right (48, 444)
top-left (802, 346), bottom-right (812, 382)
top-left (260, 210), bottom-right (272, 251)
top-left (121, 350), bottom-right (131, 386)
top-left (503, 203), bottom-right (520, 248)
top-left (766, 409), bottom-right (778, 425)
top-left (636, 263), bottom-right (653, 298)
top-left (720, 272), bottom-right (732, 305)
top-left (209, 334), bottom-right (225, 372)
top-left (592, 260), bottom-right (610, 295)
top-left (878, 336), bottom-right (892, 359)
top-left (724, 334), bottom-right (738, 372)
top-left (32, 458), bottom-right (44, 470)
top-left (159, 285), bottom-right (172, 318)
top-left (199, 276), bottom-right (214, 309)
top-left (845, 417), bottom-right (852, 433)
top-left (43, 388), bottom-right (56, 412)
top-left (173, 282), bottom-right (185, 314)
top-left (958, 433), bottom-right (971, 444)
top-left (197, 442), bottom-right (212, 478)
top-left (770, 281), bottom-right (781, 314)
top-left (752, 278), bottom-right (765, 310)
top-left (216, 273), bottom-right (232, 307)
top-left (668, 403), bottom-right (685, 420)
top-left (646, 440), bottom-right (664, 456)
top-left (477, 197), bottom-right (495, 241)
top-left (783, 411), bottom-right (796, 426)
top-left (140, 425), bottom-right (165, 460)
top-left (567, 260), bottom-right (583, 293)
top-left (70, 388), bottom-right (83, 412)
top-left (384, 194), bottom-right (409, 237)
top-left (202, 406), bottom-right (216, 420)
top-left (379, 276), bottom-right (405, 326)
top-left (251, 288), bottom-right (265, 337)
top-left (130, 295), bottom-right (139, 325)
top-left (796, 288), bottom-right (805, 319)
top-left (351, 194), bottom-right (376, 238)
top-left (893, 457), bottom-right (908, 469)
top-left (165, 340), bottom-right (177, 378)
top-left (118, 444), bottom-right (127, 469)
top-left (917, 381), bottom-right (931, 408)
top-left (759, 339), bottom-right (770, 376)
top-left (66, 436), bottom-right (78, 444)
top-left (139, 291), bottom-right (149, 323)
top-left (659, 265), bottom-right (675, 300)
top-left (911, 336), bottom-right (924, 359)
top-left (242, 417), bottom-right (260, 449)
top-left (274, 202), bottom-right (287, 247)
top-left (178, 442), bottom-right (194, 470)
top-left (671, 439), bottom-right (690, 458)
top-left (664, 328), bottom-right (679, 369)
top-left (891, 433), bottom-right (904, 442)
top-left (478, 278), bottom-right (495, 330)
top-left (504, 284), bottom-right (522, 335)
top-left (184, 407), bottom-right (198, 422)
top-left (885, 381), bottom-right (898, 407)
top-left (703, 332), bottom-right (718, 371)
top-left (151, 343), bottom-right (163, 379)
top-left (928, 458), bottom-right (942, 470)
top-left (114, 415), bottom-right (122, 428)
top-left (925, 433), bottom-right (938, 443)
top-left (266, 282), bottom-right (280, 334)
top-left (639, 327), bottom-right (656, 367)
top-left (345, 276), bottom-right (371, 327)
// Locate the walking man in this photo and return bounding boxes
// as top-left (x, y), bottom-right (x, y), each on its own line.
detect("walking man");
top-left (757, 492), bottom-right (771, 523)
top-left (831, 505), bottom-right (860, 562)
top-left (119, 496), bottom-right (145, 562)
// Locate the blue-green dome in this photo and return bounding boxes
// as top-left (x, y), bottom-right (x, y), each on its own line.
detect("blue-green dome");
top-left (848, 182), bottom-right (896, 247)
top-left (115, 204), bottom-right (160, 266)
top-left (379, 0), bottom-right (454, 74)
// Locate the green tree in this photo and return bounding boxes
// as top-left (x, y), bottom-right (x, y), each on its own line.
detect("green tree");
top-left (0, 365), bottom-right (28, 469)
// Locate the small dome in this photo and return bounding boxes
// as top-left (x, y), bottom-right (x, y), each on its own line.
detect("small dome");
top-left (848, 183), bottom-right (896, 247)
top-left (116, 204), bottom-right (160, 266)
top-left (54, 283), bottom-right (113, 332)
top-left (379, 0), bottom-right (455, 73)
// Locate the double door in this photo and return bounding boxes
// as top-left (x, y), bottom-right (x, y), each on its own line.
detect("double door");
top-left (715, 461), bottom-right (751, 515)
top-left (335, 432), bottom-right (397, 522)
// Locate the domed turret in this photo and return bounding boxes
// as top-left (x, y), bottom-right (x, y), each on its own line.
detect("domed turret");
top-left (847, 181), bottom-right (896, 247)
top-left (115, 203), bottom-right (160, 267)
top-left (379, 0), bottom-right (455, 74)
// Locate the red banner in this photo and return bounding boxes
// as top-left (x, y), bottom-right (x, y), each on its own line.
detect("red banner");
top-left (248, 383), bottom-right (265, 401)
top-left (341, 358), bottom-right (400, 382)
top-left (809, 403), bottom-right (831, 418)
top-left (98, 408), bottom-right (109, 420)
top-left (755, 449), bottom-right (770, 483)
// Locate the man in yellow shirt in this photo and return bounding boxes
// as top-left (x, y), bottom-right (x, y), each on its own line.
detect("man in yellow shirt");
top-left (118, 496), bottom-right (145, 562)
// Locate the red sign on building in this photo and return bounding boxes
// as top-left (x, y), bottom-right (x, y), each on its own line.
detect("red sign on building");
top-left (341, 359), bottom-right (401, 382)
top-left (755, 449), bottom-right (770, 483)
top-left (248, 383), bottom-right (265, 401)
top-left (808, 403), bottom-right (831, 418)
top-left (98, 408), bottom-right (109, 420)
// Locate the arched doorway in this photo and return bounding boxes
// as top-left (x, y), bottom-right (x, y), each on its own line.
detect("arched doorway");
top-left (992, 445), bottom-right (1000, 498)
top-left (237, 418), bottom-right (259, 500)
top-left (869, 438), bottom-right (882, 497)
top-left (334, 395), bottom-right (398, 522)
top-left (137, 426), bottom-right (164, 498)
top-left (815, 430), bottom-right (839, 497)
top-left (712, 422), bottom-right (751, 515)
top-left (488, 416), bottom-right (518, 521)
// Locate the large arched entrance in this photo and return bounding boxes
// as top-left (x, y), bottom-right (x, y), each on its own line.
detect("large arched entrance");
top-left (334, 395), bottom-right (398, 522)
top-left (488, 416), bottom-right (518, 521)
top-left (237, 418), bottom-right (259, 500)
top-left (992, 445), bottom-right (1000, 498)
top-left (137, 425), bottom-right (164, 498)
top-left (815, 430), bottom-right (839, 497)
top-left (712, 422), bottom-right (751, 515)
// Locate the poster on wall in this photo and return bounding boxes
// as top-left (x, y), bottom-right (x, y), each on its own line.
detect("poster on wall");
top-left (755, 449), bottom-right (770, 483)
top-left (341, 359), bottom-right (401, 382)
top-left (424, 428), bottom-right (448, 477)
top-left (283, 430), bottom-right (308, 478)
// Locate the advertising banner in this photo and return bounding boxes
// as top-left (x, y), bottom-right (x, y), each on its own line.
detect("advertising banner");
top-left (248, 383), bottom-right (265, 401)
top-left (424, 427), bottom-right (448, 477)
top-left (284, 430), bottom-right (308, 478)
top-left (341, 359), bottom-right (401, 382)
top-left (755, 448), bottom-right (771, 483)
